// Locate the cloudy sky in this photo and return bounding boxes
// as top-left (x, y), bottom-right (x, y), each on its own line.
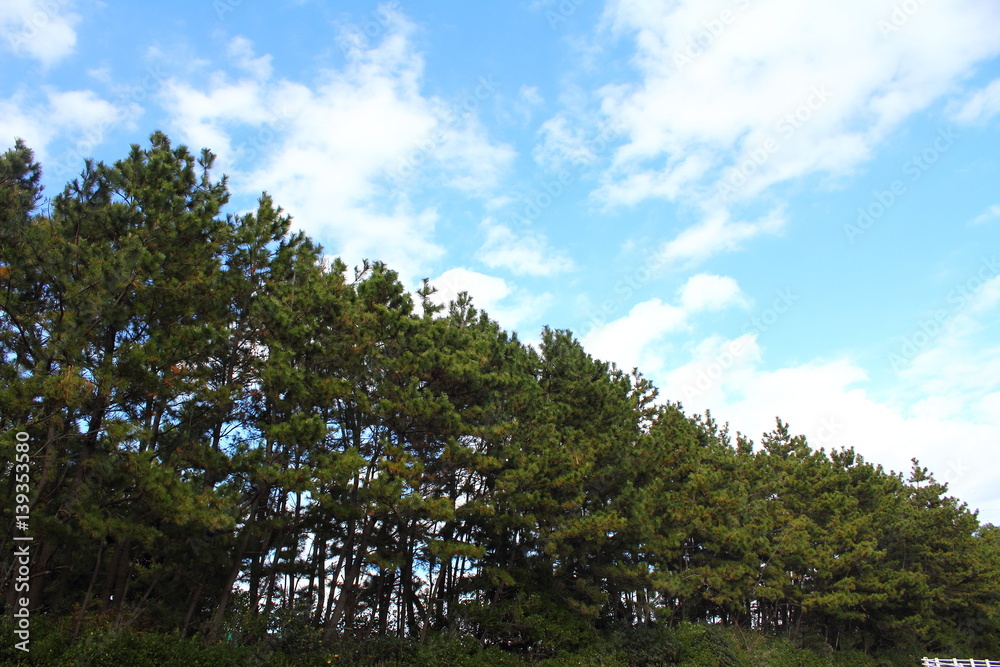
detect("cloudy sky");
top-left (3, 0), bottom-right (1000, 523)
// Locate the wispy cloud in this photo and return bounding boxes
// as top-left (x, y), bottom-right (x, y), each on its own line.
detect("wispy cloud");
top-left (656, 207), bottom-right (785, 268)
top-left (0, 87), bottom-right (121, 166)
top-left (949, 78), bottom-right (1000, 126)
top-left (476, 217), bottom-right (575, 276)
top-left (596, 0), bottom-right (1000, 203)
top-left (541, 0), bottom-right (1000, 267)
top-left (969, 204), bottom-right (1000, 226)
top-left (159, 11), bottom-right (515, 283)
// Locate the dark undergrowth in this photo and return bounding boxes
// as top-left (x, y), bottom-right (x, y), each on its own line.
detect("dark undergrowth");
top-left (0, 615), bottom-right (916, 666)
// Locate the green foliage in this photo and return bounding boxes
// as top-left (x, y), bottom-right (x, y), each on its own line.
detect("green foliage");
top-left (0, 618), bottom-right (918, 666)
top-left (0, 615), bottom-right (264, 666)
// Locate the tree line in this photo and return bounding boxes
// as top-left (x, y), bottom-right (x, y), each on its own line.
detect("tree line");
top-left (1, 133), bottom-right (998, 658)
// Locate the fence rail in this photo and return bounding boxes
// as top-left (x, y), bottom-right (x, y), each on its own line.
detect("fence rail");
top-left (921, 660), bottom-right (1000, 667)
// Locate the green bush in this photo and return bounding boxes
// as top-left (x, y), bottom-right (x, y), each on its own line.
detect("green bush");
top-left (0, 616), bottom-right (925, 666)
top-left (0, 615), bottom-right (277, 667)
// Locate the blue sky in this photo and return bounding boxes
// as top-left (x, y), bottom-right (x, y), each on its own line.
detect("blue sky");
top-left (3, 0), bottom-right (1000, 524)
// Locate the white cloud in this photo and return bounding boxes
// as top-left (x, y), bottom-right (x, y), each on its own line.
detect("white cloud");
top-left (158, 37), bottom-right (289, 173)
top-left (595, 0), bottom-right (1000, 206)
top-left (969, 204), bottom-right (1000, 226)
top-left (0, 87), bottom-right (122, 168)
top-left (656, 207), bottom-right (785, 268)
top-left (594, 150), bottom-right (716, 205)
top-left (46, 89), bottom-right (120, 132)
top-left (895, 274), bottom-right (1000, 405)
top-left (159, 18), bottom-right (515, 283)
top-left (582, 272), bottom-right (748, 373)
top-left (534, 112), bottom-right (620, 171)
top-left (0, 0), bottom-right (80, 66)
top-left (678, 273), bottom-right (748, 311)
top-left (949, 78), bottom-right (1000, 125)
top-left (513, 85), bottom-right (544, 123)
top-left (428, 267), bottom-right (553, 331)
top-left (0, 93), bottom-right (54, 157)
top-left (429, 268), bottom-right (510, 316)
top-left (227, 35), bottom-right (273, 80)
top-left (662, 333), bottom-right (761, 407)
top-left (535, 115), bottom-right (598, 169)
top-left (584, 297), bottom-right (686, 373)
top-left (540, 0), bottom-right (1000, 267)
top-left (430, 113), bottom-right (516, 195)
top-left (475, 217), bottom-right (575, 276)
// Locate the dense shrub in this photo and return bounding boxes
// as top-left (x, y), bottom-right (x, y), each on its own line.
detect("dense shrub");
top-left (0, 617), bottom-right (925, 666)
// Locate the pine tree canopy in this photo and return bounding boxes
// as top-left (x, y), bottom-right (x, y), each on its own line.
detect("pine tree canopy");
top-left (2, 134), bottom-right (998, 659)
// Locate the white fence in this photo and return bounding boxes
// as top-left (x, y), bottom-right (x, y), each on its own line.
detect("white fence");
top-left (921, 660), bottom-right (1000, 667)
